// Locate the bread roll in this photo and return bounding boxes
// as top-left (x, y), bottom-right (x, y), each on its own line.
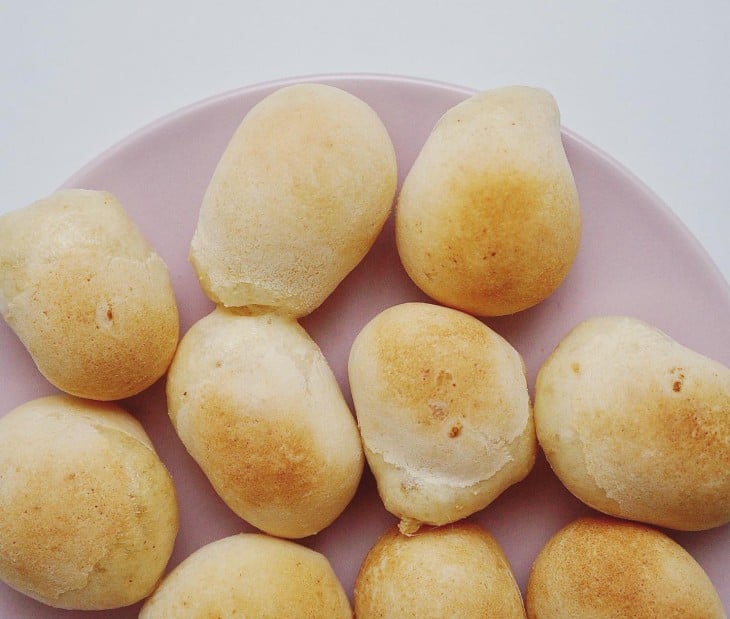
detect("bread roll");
top-left (355, 523), bottom-right (526, 618)
top-left (534, 315), bottom-right (730, 530)
top-left (190, 82), bottom-right (397, 317)
top-left (526, 517), bottom-right (725, 618)
top-left (348, 302), bottom-right (535, 534)
top-left (139, 533), bottom-right (351, 618)
top-left (0, 189), bottom-right (179, 400)
top-left (166, 307), bottom-right (363, 538)
top-left (0, 395), bottom-right (178, 610)
top-left (396, 86), bottom-right (581, 316)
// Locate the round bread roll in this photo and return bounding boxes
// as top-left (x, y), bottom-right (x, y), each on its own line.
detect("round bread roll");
top-left (348, 302), bottom-right (535, 534)
top-left (139, 533), bottom-right (351, 618)
top-left (396, 86), bottom-right (581, 316)
top-left (190, 82), bottom-right (398, 317)
top-left (526, 516), bottom-right (725, 618)
top-left (167, 307), bottom-right (364, 538)
top-left (0, 189), bottom-right (179, 400)
top-left (534, 315), bottom-right (730, 531)
top-left (0, 395), bottom-right (178, 610)
top-left (355, 523), bottom-right (526, 618)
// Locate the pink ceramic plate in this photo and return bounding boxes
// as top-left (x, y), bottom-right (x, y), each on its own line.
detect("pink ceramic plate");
top-left (1, 75), bottom-right (728, 617)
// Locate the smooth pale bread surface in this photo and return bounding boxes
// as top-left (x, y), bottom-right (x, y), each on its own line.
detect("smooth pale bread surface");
top-left (348, 302), bottom-right (535, 533)
top-left (396, 86), bottom-right (581, 316)
top-left (526, 517), bottom-right (726, 619)
top-left (139, 534), bottom-right (351, 618)
top-left (166, 307), bottom-right (364, 538)
top-left (355, 523), bottom-right (526, 618)
top-left (190, 82), bottom-right (397, 317)
top-left (0, 189), bottom-right (179, 400)
top-left (0, 395), bottom-right (178, 610)
top-left (534, 315), bottom-right (730, 531)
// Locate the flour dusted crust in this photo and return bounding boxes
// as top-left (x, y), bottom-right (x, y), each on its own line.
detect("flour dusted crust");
top-left (534, 316), bottom-right (730, 531)
top-left (526, 517), bottom-right (725, 618)
top-left (0, 189), bottom-right (179, 400)
top-left (190, 82), bottom-right (397, 317)
top-left (348, 302), bottom-right (535, 533)
top-left (396, 86), bottom-right (580, 316)
top-left (354, 523), bottom-right (526, 618)
top-left (166, 307), bottom-right (364, 538)
top-left (0, 395), bottom-right (178, 610)
top-left (139, 533), bottom-right (351, 618)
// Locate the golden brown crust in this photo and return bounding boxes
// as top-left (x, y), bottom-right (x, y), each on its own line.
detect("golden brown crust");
top-left (354, 523), bottom-right (525, 618)
top-left (167, 307), bottom-right (363, 538)
top-left (348, 302), bottom-right (535, 532)
top-left (534, 316), bottom-right (730, 530)
top-left (0, 189), bottom-right (179, 400)
top-left (525, 517), bottom-right (726, 619)
top-left (190, 82), bottom-right (397, 317)
top-left (140, 534), bottom-right (351, 618)
top-left (0, 395), bottom-right (178, 610)
top-left (396, 86), bottom-right (580, 316)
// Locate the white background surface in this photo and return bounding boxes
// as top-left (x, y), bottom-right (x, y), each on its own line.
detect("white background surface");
top-left (1, 0), bottom-right (728, 282)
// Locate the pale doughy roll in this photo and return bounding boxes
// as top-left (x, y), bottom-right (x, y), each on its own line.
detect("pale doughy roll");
top-left (526, 517), bottom-right (726, 619)
top-left (348, 302), bottom-right (535, 534)
top-left (190, 82), bottom-right (397, 317)
top-left (535, 315), bottom-right (730, 531)
top-left (0, 395), bottom-right (178, 610)
top-left (396, 86), bottom-right (581, 316)
top-left (166, 307), bottom-right (364, 538)
top-left (0, 189), bottom-right (179, 400)
top-left (139, 534), bottom-right (351, 618)
top-left (355, 523), bottom-right (526, 618)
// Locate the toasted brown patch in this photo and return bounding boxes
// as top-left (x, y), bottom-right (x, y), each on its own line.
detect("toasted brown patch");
top-left (526, 517), bottom-right (724, 618)
top-left (187, 388), bottom-right (324, 510)
top-left (355, 523), bottom-right (524, 618)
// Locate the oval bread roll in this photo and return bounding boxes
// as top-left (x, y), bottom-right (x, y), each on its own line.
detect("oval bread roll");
top-left (534, 316), bottom-right (730, 531)
top-left (348, 302), bottom-right (535, 534)
top-left (396, 86), bottom-right (581, 316)
top-left (0, 189), bottom-right (179, 400)
top-left (190, 82), bottom-right (398, 317)
top-left (0, 395), bottom-right (178, 610)
top-left (166, 307), bottom-right (364, 538)
top-left (526, 517), bottom-right (726, 618)
top-left (139, 533), bottom-right (351, 618)
top-left (355, 523), bottom-right (526, 618)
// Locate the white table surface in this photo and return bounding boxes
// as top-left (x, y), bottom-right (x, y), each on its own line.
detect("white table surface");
top-left (1, 1), bottom-right (727, 279)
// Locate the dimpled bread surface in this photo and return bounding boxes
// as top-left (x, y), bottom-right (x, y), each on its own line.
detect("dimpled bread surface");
top-left (190, 82), bottom-right (397, 317)
top-left (354, 523), bottom-right (526, 618)
top-left (139, 534), bottom-right (352, 618)
top-left (526, 517), bottom-right (726, 618)
top-left (0, 189), bottom-right (179, 400)
top-left (348, 302), bottom-right (535, 534)
top-left (396, 86), bottom-right (581, 316)
top-left (0, 395), bottom-right (178, 610)
top-left (535, 315), bottom-right (730, 531)
top-left (166, 307), bottom-right (364, 539)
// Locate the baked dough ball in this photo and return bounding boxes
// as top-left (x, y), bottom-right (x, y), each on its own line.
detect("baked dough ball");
top-left (190, 82), bottom-right (397, 317)
top-left (0, 189), bottom-right (179, 400)
top-left (534, 315), bottom-right (730, 531)
top-left (167, 307), bottom-right (363, 538)
top-left (396, 86), bottom-right (581, 316)
top-left (348, 302), bottom-right (535, 534)
top-left (526, 517), bottom-right (725, 618)
top-left (355, 523), bottom-right (526, 618)
top-left (0, 395), bottom-right (178, 610)
top-left (139, 533), bottom-right (351, 618)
